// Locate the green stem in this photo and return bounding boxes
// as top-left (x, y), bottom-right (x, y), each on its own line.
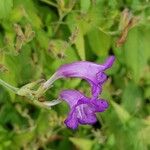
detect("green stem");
top-left (53, 13), bottom-right (66, 34)
top-left (0, 79), bottom-right (19, 93)
top-left (0, 78), bottom-right (61, 108)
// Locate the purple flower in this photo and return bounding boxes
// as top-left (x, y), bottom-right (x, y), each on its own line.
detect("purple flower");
top-left (60, 90), bottom-right (109, 129)
top-left (56, 56), bottom-right (115, 97)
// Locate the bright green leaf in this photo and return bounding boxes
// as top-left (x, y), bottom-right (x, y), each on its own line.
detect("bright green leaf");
top-left (0, 0), bottom-right (13, 19)
top-left (122, 83), bottom-right (143, 114)
top-left (138, 126), bottom-right (150, 145)
top-left (69, 137), bottom-right (94, 150)
top-left (110, 100), bottom-right (131, 124)
top-left (75, 29), bottom-right (85, 60)
top-left (87, 28), bottom-right (111, 57)
top-left (123, 27), bottom-right (150, 82)
top-left (80, 0), bottom-right (91, 12)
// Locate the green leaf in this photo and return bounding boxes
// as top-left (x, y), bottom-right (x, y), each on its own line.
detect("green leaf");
top-left (64, 78), bottom-right (81, 89)
top-left (122, 83), bottom-right (143, 114)
top-left (0, 125), bottom-right (12, 149)
top-left (13, 129), bottom-right (35, 147)
top-left (123, 27), bottom-right (150, 82)
top-left (87, 28), bottom-right (111, 57)
top-left (9, 6), bottom-right (24, 22)
top-left (69, 137), bottom-right (94, 150)
top-left (80, 0), bottom-right (91, 12)
top-left (144, 86), bottom-right (150, 99)
top-left (75, 29), bottom-right (85, 60)
top-left (14, 0), bottom-right (42, 29)
top-left (35, 109), bottom-right (50, 135)
top-left (138, 126), bottom-right (150, 145)
top-left (110, 100), bottom-right (131, 124)
top-left (0, 0), bottom-right (13, 19)
top-left (48, 41), bottom-right (79, 73)
top-left (36, 30), bottom-right (49, 50)
top-left (66, 14), bottom-right (86, 60)
top-left (1, 56), bottom-right (18, 100)
top-left (67, 6), bottom-right (101, 35)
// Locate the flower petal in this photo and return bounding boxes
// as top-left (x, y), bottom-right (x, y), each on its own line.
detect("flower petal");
top-left (78, 113), bottom-right (97, 124)
top-left (102, 56), bottom-right (115, 70)
top-left (56, 56), bottom-right (115, 97)
top-left (91, 84), bottom-right (102, 97)
top-left (92, 99), bottom-right (109, 112)
top-left (64, 110), bottom-right (79, 129)
top-left (60, 90), bottom-right (85, 108)
top-left (75, 103), bottom-right (97, 124)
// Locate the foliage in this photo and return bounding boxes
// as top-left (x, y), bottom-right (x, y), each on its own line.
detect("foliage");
top-left (0, 0), bottom-right (150, 149)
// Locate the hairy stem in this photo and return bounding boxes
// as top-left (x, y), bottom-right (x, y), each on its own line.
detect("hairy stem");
top-left (0, 74), bottom-right (62, 108)
top-left (0, 79), bottom-right (19, 93)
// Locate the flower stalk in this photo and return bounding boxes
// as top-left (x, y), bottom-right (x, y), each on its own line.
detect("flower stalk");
top-left (0, 78), bottom-right (62, 108)
top-left (36, 73), bottom-right (59, 98)
top-left (0, 79), bottom-right (19, 93)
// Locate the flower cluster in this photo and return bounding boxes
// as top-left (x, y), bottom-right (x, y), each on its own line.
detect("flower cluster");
top-left (51, 56), bottom-right (115, 129)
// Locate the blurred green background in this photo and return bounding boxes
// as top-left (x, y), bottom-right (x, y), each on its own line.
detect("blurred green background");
top-left (0, 0), bottom-right (150, 149)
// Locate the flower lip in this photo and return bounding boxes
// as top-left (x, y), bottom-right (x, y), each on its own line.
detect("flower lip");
top-left (98, 99), bottom-right (109, 109)
top-left (103, 101), bottom-right (109, 108)
top-left (103, 56), bottom-right (115, 70)
top-left (60, 90), bottom-right (109, 129)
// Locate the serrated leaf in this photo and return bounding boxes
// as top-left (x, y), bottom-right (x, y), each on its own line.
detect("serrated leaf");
top-left (47, 41), bottom-right (79, 74)
top-left (67, 6), bottom-right (101, 35)
top-left (14, 0), bottom-right (42, 29)
top-left (0, 0), bottom-right (13, 19)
